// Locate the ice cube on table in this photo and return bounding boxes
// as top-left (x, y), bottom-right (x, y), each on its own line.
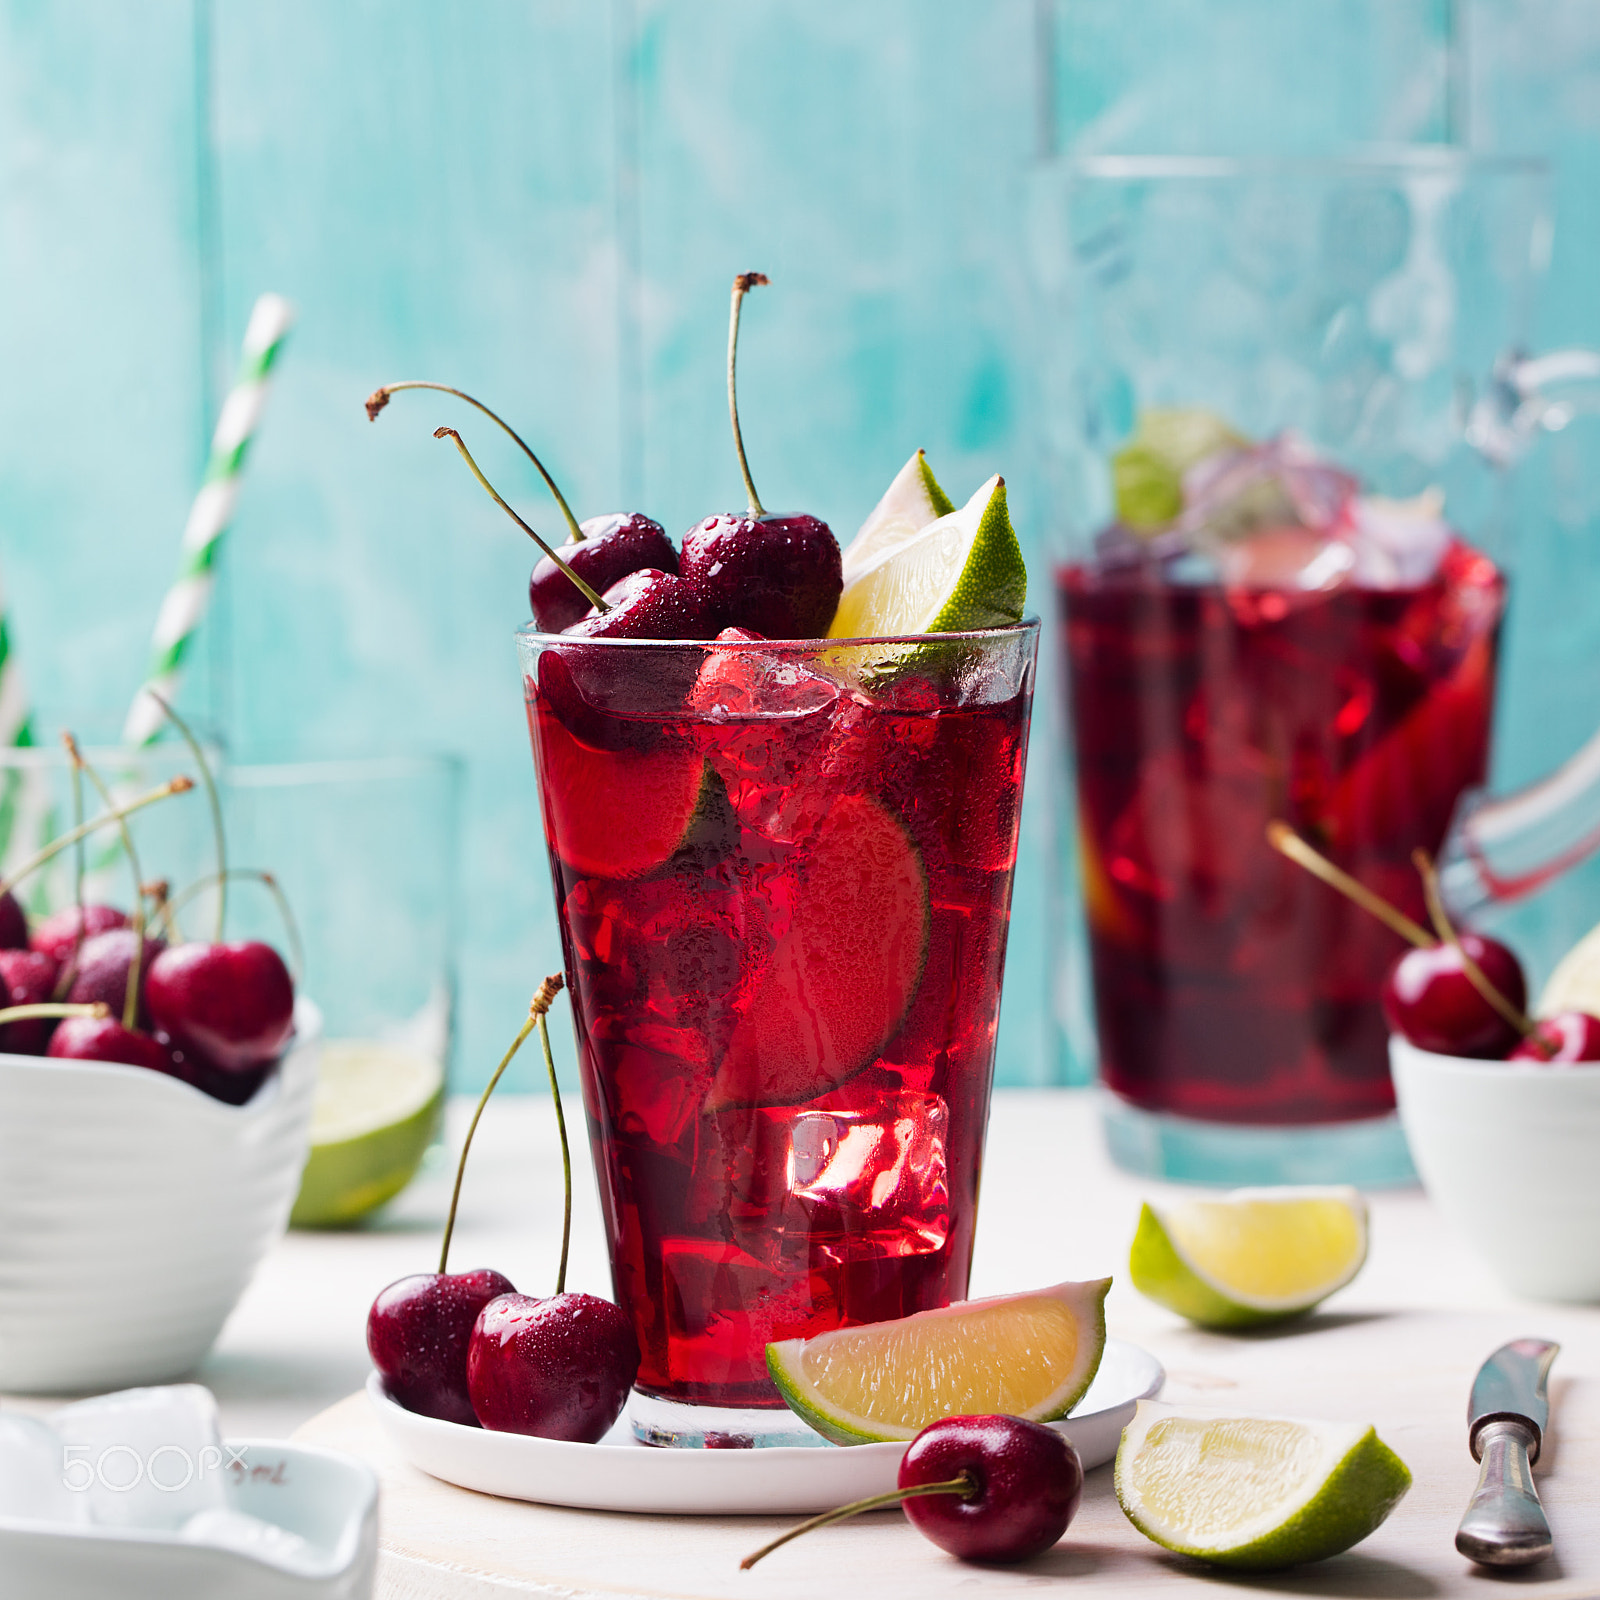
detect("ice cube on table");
top-left (49, 1384), bottom-right (227, 1530)
top-left (180, 1507), bottom-right (318, 1573)
top-left (0, 1412), bottom-right (89, 1527)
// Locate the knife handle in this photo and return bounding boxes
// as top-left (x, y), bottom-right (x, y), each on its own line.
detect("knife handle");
top-left (1456, 1419), bottom-right (1552, 1567)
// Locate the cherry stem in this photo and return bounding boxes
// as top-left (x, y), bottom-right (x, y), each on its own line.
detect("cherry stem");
top-left (53, 760), bottom-right (88, 1002)
top-left (531, 972), bottom-right (571, 1296)
top-left (438, 1001), bottom-right (541, 1277)
top-left (366, 382), bottom-right (584, 542)
top-left (147, 693), bottom-right (227, 942)
top-left (64, 737), bottom-right (148, 1031)
top-left (0, 777), bottom-right (194, 901)
top-left (434, 429), bottom-right (609, 612)
top-left (161, 869), bottom-right (305, 982)
top-left (727, 272), bottom-right (770, 517)
top-left (740, 1473), bottom-right (978, 1570)
top-left (0, 1001), bottom-right (108, 1025)
top-left (1266, 822), bottom-right (1434, 948)
top-left (1412, 848), bottom-right (1536, 1039)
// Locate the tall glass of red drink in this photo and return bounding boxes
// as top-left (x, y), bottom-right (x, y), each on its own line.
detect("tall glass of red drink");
top-left (517, 622), bottom-right (1037, 1444)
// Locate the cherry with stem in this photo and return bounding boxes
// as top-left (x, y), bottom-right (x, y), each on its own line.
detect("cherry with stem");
top-left (1265, 822), bottom-right (1433, 948)
top-left (157, 868), bottom-right (305, 982)
top-left (65, 735), bottom-right (152, 1032)
top-left (1412, 848), bottom-right (1533, 1039)
top-left (533, 972), bottom-right (573, 1293)
top-left (366, 381), bottom-right (584, 543)
top-left (434, 428), bottom-right (609, 613)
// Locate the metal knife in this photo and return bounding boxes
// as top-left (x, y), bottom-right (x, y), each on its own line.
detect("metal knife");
top-left (1456, 1338), bottom-right (1559, 1567)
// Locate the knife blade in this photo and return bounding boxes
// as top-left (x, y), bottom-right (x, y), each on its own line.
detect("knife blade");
top-left (1455, 1338), bottom-right (1559, 1567)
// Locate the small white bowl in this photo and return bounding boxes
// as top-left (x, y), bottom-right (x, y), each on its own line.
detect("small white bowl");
top-left (0, 1001), bottom-right (321, 1393)
top-left (0, 1436), bottom-right (376, 1600)
top-left (1391, 1033), bottom-right (1600, 1302)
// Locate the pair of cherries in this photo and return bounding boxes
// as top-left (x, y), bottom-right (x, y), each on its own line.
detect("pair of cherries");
top-left (1267, 825), bottom-right (1600, 1063)
top-left (370, 273), bottom-right (843, 648)
top-left (367, 974), bottom-right (640, 1444)
top-left (0, 898), bottom-right (296, 1099)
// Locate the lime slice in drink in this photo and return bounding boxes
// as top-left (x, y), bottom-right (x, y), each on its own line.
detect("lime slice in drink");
top-left (709, 791), bottom-right (928, 1108)
top-left (1116, 1402), bottom-right (1411, 1570)
top-left (839, 449), bottom-right (956, 578)
top-left (289, 1041), bottom-right (445, 1228)
top-left (1112, 407), bottom-right (1247, 530)
top-left (1538, 918), bottom-right (1600, 1017)
top-left (828, 473), bottom-right (1026, 640)
top-left (767, 1278), bottom-right (1110, 1445)
top-left (1129, 1188), bottom-right (1367, 1329)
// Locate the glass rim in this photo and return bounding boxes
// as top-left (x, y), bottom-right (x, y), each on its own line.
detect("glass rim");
top-left (515, 617), bottom-right (1041, 651)
top-left (1039, 148), bottom-right (1549, 183)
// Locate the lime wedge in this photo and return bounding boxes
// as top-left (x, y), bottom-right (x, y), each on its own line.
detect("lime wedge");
top-left (1538, 918), bottom-right (1600, 1017)
top-left (767, 1279), bottom-right (1110, 1445)
top-left (827, 474), bottom-right (1026, 640)
top-left (289, 1040), bottom-right (445, 1228)
top-left (1116, 1402), bottom-right (1411, 1570)
top-left (1129, 1188), bottom-right (1367, 1328)
top-left (1112, 407), bottom-right (1247, 529)
top-left (839, 449), bottom-right (956, 578)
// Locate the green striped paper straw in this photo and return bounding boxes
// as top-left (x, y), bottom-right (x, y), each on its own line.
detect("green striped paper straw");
top-left (123, 292), bottom-right (296, 746)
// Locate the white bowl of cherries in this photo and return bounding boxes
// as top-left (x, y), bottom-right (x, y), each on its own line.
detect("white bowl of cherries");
top-left (0, 732), bottom-right (314, 1393)
top-left (1273, 825), bottom-right (1600, 1303)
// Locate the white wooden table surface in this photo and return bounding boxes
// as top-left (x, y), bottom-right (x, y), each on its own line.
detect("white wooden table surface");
top-left (16, 1089), bottom-right (1600, 1596)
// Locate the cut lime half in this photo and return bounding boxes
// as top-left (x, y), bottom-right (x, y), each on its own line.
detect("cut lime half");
top-left (768, 1278), bottom-right (1110, 1445)
top-left (1129, 1187), bottom-right (1367, 1329)
top-left (1538, 918), bottom-right (1600, 1017)
top-left (827, 473), bottom-right (1026, 640)
top-left (839, 448), bottom-right (955, 578)
top-left (1116, 1402), bottom-right (1411, 1570)
top-left (290, 1040), bottom-right (445, 1229)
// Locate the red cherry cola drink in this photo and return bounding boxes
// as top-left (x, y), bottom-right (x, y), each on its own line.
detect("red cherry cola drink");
top-left (1059, 540), bottom-right (1505, 1126)
top-left (518, 624), bottom-right (1037, 1421)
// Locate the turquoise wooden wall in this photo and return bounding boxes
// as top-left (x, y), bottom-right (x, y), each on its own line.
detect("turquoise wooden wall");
top-left (1, 1), bottom-right (1597, 1089)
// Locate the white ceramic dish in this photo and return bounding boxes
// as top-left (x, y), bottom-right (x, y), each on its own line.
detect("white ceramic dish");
top-left (1391, 1033), bottom-right (1600, 1301)
top-left (0, 1436), bottom-right (377, 1600)
top-left (368, 1336), bottom-right (1164, 1515)
top-left (0, 1000), bottom-right (321, 1392)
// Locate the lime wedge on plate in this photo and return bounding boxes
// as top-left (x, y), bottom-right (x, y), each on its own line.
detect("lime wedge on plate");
top-left (1116, 1402), bottom-right (1411, 1570)
top-left (289, 1040), bottom-right (445, 1228)
top-left (1129, 1187), bottom-right (1367, 1329)
top-left (828, 473), bottom-right (1026, 640)
top-left (839, 449), bottom-right (955, 578)
top-left (1538, 918), bottom-right (1600, 1017)
top-left (767, 1278), bottom-right (1110, 1445)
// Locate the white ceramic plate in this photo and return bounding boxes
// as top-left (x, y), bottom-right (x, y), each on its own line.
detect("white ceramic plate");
top-left (367, 1338), bottom-right (1163, 1515)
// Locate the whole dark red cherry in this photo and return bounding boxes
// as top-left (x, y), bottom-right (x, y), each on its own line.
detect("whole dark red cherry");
top-left (530, 513), bottom-right (678, 633)
top-left (467, 1290), bottom-right (640, 1443)
top-left (564, 568), bottom-right (716, 642)
top-left (0, 890), bottom-right (27, 950)
top-left (1380, 934), bottom-right (1527, 1058)
top-left (679, 512), bottom-right (842, 638)
top-left (47, 1014), bottom-right (174, 1074)
top-left (145, 940), bottom-right (296, 1073)
top-left (65, 927), bottom-right (166, 1028)
top-left (1508, 1010), bottom-right (1600, 1064)
top-left (0, 949), bottom-right (61, 1053)
top-left (30, 904), bottom-right (129, 964)
top-left (368, 1270), bottom-right (517, 1426)
top-left (162, 1039), bottom-right (274, 1104)
top-left (898, 1415), bottom-right (1084, 1563)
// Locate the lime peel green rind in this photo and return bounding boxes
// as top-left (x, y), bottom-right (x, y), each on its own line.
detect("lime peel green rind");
top-left (1115, 1404), bottom-right (1412, 1571)
top-left (1129, 1203), bottom-right (1290, 1330)
top-left (290, 1078), bottom-right (443, 1229)
top-left (767, 1277), bottom-right (1110, 1447)
top-left (1128, 1188), bottom-right (1368, 1329)
top-left (918, 451), bottom-right (956, 519)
